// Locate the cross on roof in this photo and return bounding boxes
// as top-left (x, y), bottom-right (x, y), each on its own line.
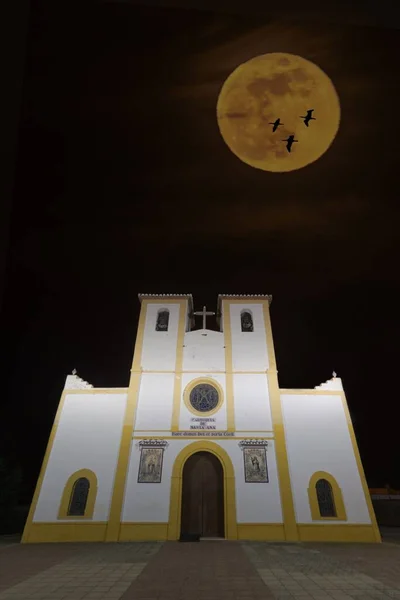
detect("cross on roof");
top-left (193, 305), bottom-right (215, 330)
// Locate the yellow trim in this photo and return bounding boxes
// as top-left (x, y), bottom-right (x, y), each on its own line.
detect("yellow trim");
top-left (133, 436), bottom-right (274, 440)
top-left (119, 522), bottom-right (168, 541)
top-left (308, 471), bottom-right (347, 521)
top-left (105, 299), bottom-right (148, 541)
top-left (134, 429), bottom-right (274, 433)
top-left (24, 520), bottom-right (378, 543)
top-left (280, 389), bottom-right (342, 395)
top-left (170, 300), bottom-right (189, 431)
top-left (167, 441), bottom-right (237, 540)
top-left (142, 370), bottom-right (269, 374)
top-left (22, 390), bottom-right (69, 543)
top-left (134, 430), bottom-right (176, 432)
top-left (105, 374), bottom-right (141, 541)
top-left (107, 298), bottom-right (188, 541)
top-left (58, 469), bottom-right (98, 520)
top-left (339, 392), bottom-right (381, 543)
top-left (263, 301), bottom-right (298, 541)
top-left (63, 388), bottom-right (128, 394)
top-left (234, 430), bottom-right (274, 433)
top-left (24, 522), bottom-right (107, 543)
top-left (298, 523), bottom-right (377, 543)
top-left (222, 300), bottom-right (235, 431)
top-left (237, 523), bottom-right (285, 541)
top-left (182, 377), bottom-right (224, 417)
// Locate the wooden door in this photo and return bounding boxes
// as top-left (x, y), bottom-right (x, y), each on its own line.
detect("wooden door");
top-left (180, 451), bottom-right (224, 538)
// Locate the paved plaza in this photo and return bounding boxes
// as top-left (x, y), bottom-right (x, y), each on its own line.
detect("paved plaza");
top-left (1, 531), bottom-right (400, 600)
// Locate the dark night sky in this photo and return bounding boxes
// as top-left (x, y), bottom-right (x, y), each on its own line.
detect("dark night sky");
top-left (1, 0), bottom-right (400, 502)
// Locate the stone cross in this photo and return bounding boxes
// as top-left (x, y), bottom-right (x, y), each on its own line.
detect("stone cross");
top-left (193, 305), bottom-right (215, 330)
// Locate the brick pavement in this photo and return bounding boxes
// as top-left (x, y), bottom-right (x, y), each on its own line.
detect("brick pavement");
top-left (0, 543), bottom-right (90, 593)
top-left (0, 542), bottom-right (161, 600)
top-left (244, 541), bottom-right (400, 599)
top-left (121, 540), bottom-right (270, 600)
top-left (307, 542), bottom-right (400, 591)
top-left (0, 537), bottom-right (400, 600)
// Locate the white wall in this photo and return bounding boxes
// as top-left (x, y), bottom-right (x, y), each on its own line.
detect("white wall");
top-left (179, 373), bottom-right (227, 431)
top-left (122, 438), bottom-right (282, 525)
top-left (34, 392), bottom-right (127, 522)
top-left (134, 373), bottom-right (175, 431)
top-left (228, 303), bottom-right (269, 372)
top-left (182, 330), bottom-right (225, 372)
top-left (140, 302), bottom-right (184, 372)
top-left (218, 439), bottom-right (283, 524)
top-left (281, 393), bottom-right (371, 524)
top-left (233, 374), bottom-right (273, 431)
top-left (123, 439), bottom-right (188, 522)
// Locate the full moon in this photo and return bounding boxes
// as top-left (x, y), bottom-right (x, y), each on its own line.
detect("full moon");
top-left (216, 53), bottom-right (340, 172)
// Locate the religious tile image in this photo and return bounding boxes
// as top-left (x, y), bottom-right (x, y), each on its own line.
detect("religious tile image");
top-left (138, 447), bottom-right (164, 483)
top-left (243, 447), bottom-right (269, 483)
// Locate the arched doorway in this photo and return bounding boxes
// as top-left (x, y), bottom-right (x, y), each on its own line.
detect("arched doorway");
top-left (180, 451), bottom-right (224, 538)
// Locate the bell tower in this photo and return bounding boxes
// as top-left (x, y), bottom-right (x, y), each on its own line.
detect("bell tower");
top-left (135, 294), bottom-right (193, 373)
top-left (218, 294), bottom-right (273, 372)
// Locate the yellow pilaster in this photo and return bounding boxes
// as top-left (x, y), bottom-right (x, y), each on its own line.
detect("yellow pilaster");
top-left (105, 300), bottom-right (147, 541)
top-left (170, 300), bottom-right (188, 431)
top-left (222, 300), bottom-right (236, 432)
top-left (263, 302), bottom-right (298, 541)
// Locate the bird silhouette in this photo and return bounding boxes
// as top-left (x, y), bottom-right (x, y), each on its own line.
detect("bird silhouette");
top-left (300, 109), bottom-right (316, 127)
top-left (268, 118), bottom-right (283, 132)
top-left (282, 135), bottom-right (298, 153)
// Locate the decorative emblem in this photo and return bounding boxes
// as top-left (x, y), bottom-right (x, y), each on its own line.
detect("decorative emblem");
top-left (136, 439), bottom-right (169, 449)
top-left (189, 384), bottom-right (219, 413)
top-left (238, 439), bottom-right (269, 449)
top-left (239, 440), bottom-right (269, 483)
top-left (136, 439), bottom-right (168, 483)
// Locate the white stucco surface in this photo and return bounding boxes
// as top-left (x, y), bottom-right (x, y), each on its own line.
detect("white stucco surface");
top-left (123, 438), bottom-right (282, 524)
top-left (229, 303), bottom-right (269, 372)
top-left (140, 302), bottom-right (182, 371)
top-left (122, 439), bottom-right (188, 522)
top-left (219, 440), bottom-right (283, 523)
top-left (281, 393), bottom-right (371, 524)
top-left (33, 392), bottom-right (127, 522)
top-left (182, 329), bottom-right (225, 372)
top-left (134, 373), bottom-right (175, 431)
top-left (233, 374), bottom-right (273, 431)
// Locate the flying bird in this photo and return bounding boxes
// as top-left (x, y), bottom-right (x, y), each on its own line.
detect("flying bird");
top-left (269, 118), bottom-right (283, 132)
top-left (300, 109), bottom-right (316, 127)
top-left (282, 135), bottom-right (298, 153)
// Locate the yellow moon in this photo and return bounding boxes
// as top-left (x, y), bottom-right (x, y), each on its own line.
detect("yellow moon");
top-left (216, 53), bottom-right (340, 172)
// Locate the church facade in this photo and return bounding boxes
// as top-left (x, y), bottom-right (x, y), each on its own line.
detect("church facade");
top-left (22, 294), bottom-right (380, 543)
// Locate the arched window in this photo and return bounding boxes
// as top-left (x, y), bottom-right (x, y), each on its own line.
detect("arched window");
top-left (308, 471), bottom-right (346, 521)
top-left (68, 477), bottom-right (90, 516)
top-left (156, 310), bottom-right (169, 332)
top-left (58, 469), bottom-right (97, 520)
top-left (316, 478), bottom-right (336, 517)
top-left (241, 310), bottom-right (253, 332)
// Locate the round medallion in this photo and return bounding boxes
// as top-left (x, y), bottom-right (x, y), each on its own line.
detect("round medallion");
top-left (189, 384), bottom-right (219, 413)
